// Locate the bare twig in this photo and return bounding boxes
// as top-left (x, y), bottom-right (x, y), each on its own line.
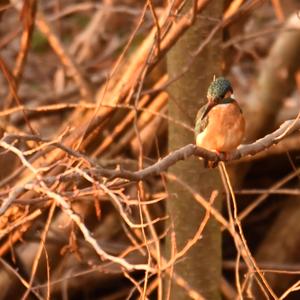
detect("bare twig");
top-left (5, 0), bottom-right (37, 110)
top-left (35, 11), bottom-right (94, 100)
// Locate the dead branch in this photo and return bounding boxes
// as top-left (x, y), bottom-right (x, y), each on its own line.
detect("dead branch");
top-left (93, 119), bottom-right (300, 180)
top-left (2, 1), bottom-right (299, 299)
top-left (35, 11), bottom-right (94, 100)
top-left (3, 119), bottom-right (299, 183)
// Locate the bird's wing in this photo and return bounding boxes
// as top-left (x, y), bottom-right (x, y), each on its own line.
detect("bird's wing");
top-left (194, 98), bottom-right (242, 138)
top-left (194, 103), bottom-right (210, 137)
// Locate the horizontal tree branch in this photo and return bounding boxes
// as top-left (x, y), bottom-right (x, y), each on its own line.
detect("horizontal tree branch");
top-left (3, 119), bottom-right (300, 183)
top-left (94, 119), bottom-right (300, 181)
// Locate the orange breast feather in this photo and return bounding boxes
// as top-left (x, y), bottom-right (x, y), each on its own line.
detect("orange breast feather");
top-left (196, 102), bottom-right (245, 152)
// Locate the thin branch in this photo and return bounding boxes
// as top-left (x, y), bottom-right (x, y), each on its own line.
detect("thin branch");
top-left (0, 141), bottom-right (154, 273)
top-left (5, 0), bottom-right (37, 110)
top-left (147, 0), bottom-right (161, 55)
top-left (0, 55), bottom-right (37, 135)
top-left (21, 202), bottom-right (56, 300)
top-left (35, 11), bottom-right (94, 100)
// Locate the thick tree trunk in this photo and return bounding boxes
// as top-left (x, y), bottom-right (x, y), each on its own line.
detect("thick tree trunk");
top-left (166, 1), bottom-right (223, 299)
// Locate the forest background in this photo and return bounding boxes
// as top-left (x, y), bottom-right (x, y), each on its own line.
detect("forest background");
top-left (0, 0), bottom-right (300, 299)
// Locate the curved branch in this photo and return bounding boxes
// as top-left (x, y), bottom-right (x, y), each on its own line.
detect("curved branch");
top-left (96, 119), bottom-right (300, 181)
top-left (4, 119), bottom-right (300, 182)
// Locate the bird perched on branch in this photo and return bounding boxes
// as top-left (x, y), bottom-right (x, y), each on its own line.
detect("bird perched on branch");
top-left (195, 77), bottom-right (245, 168)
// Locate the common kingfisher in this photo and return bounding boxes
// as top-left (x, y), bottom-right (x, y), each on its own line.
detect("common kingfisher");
top-left (195, 77), bottom-right (245, 167)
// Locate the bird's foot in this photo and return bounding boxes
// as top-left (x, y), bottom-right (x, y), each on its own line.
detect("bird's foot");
top-left (221, 152), bottom-right (234, 162)
top-left (214, 150), bottom-right (233, 161)
top-left (213, 149), bottom-right (223, 160)
top-left (205, 149), bottom-right (221, 168)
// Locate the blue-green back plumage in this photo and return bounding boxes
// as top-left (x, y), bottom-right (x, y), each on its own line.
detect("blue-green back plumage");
top-left (194, 103), bottom-right (209, 137)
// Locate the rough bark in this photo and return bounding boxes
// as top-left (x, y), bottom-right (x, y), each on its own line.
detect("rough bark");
top-left (166, 1), bottom-right (223, 299)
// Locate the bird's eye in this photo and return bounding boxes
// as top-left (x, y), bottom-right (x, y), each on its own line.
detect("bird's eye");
top-left (223, 89), bottom-right (234, 99)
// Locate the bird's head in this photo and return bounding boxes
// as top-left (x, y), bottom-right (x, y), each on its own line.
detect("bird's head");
top-left (207, 77), bottom-right (233, 104)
